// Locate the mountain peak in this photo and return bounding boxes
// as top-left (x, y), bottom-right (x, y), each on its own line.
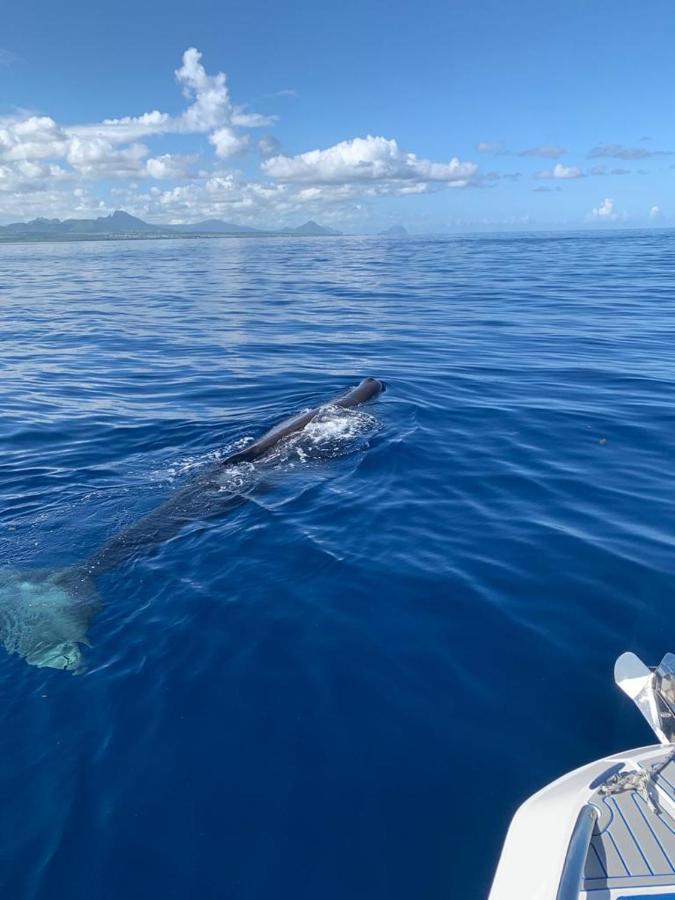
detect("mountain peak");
top-left (106, 210), bottom-right (143, 222)
top-left (288, 220), bottom-right (342, 236)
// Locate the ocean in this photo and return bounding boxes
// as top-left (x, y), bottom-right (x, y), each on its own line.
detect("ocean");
top-left (1, 231), bottom-right (674, 899)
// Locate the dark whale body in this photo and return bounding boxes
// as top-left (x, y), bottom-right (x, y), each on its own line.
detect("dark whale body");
top-left (0, 378), bottom-right (384, 671)
top-left (83, 377), bottom-right (383, 577)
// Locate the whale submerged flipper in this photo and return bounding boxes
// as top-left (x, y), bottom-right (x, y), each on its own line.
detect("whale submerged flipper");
top-left (0, 568), bottom-right (99, 672)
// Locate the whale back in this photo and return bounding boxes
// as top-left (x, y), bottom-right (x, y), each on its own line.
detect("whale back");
top-left (220, 377), bottom-right (384, 467)
top-left (0, 377), bottom-right (385, 671)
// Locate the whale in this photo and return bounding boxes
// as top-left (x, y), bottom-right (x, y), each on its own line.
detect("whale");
top-left (0, 378), bottom-right (384, 672)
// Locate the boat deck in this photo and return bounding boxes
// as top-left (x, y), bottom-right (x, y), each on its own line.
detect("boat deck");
top-left (582, 757), bottom-right (675, 896)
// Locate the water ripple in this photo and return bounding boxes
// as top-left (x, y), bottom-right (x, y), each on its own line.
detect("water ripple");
top-left (0, 232), bottom-right (674, 899)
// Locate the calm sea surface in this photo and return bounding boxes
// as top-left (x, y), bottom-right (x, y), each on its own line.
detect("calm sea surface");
top-left (1, 231), bottom-right (674, 899)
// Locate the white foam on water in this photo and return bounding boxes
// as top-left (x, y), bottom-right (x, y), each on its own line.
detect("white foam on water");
top-left (152, 436), bottom-right (257, 485)
top-left (215, 461), bottom-right (258, 493)
top-left (263, 404), bottom-right (380, 466)
top-left (149, 405), bottom-right (379, 492)
top-left (156, 447), bottom-right (231, 483)
top-left (304, 405), bottom-right (377, 443)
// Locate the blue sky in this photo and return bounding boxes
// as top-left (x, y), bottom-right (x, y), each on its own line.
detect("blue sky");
top-left (1, 0), bottom-right (674, 231)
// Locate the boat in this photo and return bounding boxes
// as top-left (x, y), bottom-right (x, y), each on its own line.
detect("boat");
top-left (489, 652), bottom-right (675, 899)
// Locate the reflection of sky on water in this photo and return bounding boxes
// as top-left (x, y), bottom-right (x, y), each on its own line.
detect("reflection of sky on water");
top-left (4, 230), bottom-right (675, 430)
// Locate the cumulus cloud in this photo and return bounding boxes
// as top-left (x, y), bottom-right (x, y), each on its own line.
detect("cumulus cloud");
top-left (0, 115), bottom-right (69, 161)
top-left (0, 180), bottom-right (108, 220)
top-left (171, 48), bottom-right (274, 132)
top-left (109, 176), bottom-right (290, 224)
top-left (65, 137), bottom-right (150, 177)
top-left (650, 205), bottom-right (662, 220)
top-left (591, 197), bottom-right (618, 219)
top-left (175, 48), bottom-right (229, 130)
top-left (588, 143), bottom-right (672, 160)
top-left (0, 49), bottom-right (266, 178)
top-left (0, 48), bottom-right (478, 224)
top-left (262, 135), bottom-right (478, 191)
top-left (535, 162), bottom-right (583, 179)
top-left (108, 159), bottom-right (466, 228)
top-left (0, 159), bottom-right (69, 193)
top-left (209, 127), bottom-right (248, 158)
top-left (145, 154), bottom-right (192, 179)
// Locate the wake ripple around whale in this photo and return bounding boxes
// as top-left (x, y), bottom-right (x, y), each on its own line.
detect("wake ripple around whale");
top-left (225, 404), bottom-right (379, 474)
top-left (0, 388), bottom-right (382, 673)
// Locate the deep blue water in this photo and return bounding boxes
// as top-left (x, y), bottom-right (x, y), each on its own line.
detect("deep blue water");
top-left (1, 231), bottom-right (674, 899)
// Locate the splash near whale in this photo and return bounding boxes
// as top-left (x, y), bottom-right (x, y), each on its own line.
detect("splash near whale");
top-left (0, 378), bottom-right (384, 672)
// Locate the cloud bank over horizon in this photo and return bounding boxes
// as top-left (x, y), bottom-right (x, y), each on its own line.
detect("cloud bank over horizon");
top-left (0, 48), bottom-right (484, 227)
top-left (0, 48), bottom-right (667, 230)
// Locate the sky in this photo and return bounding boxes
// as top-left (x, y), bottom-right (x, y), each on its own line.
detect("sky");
top-left (1, 0), bottom-right (675, 232)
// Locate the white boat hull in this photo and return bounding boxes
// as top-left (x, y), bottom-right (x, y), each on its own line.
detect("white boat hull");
top-left (490, 744), bottom-right (675, 899)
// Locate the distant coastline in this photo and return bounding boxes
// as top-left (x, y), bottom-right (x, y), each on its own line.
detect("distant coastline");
top-left (0, 231), bottom-right (338, 245)
top-left (0, 210), bottom-right (347, 244)
top-left (3, 213), bottom-right (662, 244)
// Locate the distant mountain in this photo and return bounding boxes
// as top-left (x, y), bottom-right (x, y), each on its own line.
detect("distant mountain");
top-left (1, 217), bottom-right (63, 234)
top-left (71, 210), bottom-right (162, 233)
top-left (281, 220), bottom-right (342, 236)
top-left (166, 219), bottom-right (261, 234)
top-left (0, 210), bottom-right (169, 236)
top-left (378, 225), bottom-right (409, 237)
top-left (0, 211), bottom-right (343, 240)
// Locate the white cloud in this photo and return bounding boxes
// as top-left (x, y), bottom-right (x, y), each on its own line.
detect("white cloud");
top-left (535, 162), bottom-right (583, 179)
top-left (0, 48), bottom-right (265, 181)
top-left (0, 49), bottom-right (477, 224)
top-left (105, 167), bottom-right (428, 228)
top-left (0, 115), bottom-right (69, 161)
top-left (172, 47), bottom-right (274, 132)
top-left (174, 47), bottom-right (233, 133)
top-left (0, 181), bottom-right (108, 220)
top-left (592, 197), bottom-right (617, 219)
top-left (650, 205), bottom-right (662, 220)
top-left (70, 110), bottom-right (171, 145)
top-left (231, 110), bottom-right (275, 128)
top-left (66, 137), bottom-right (150, 178)
top-left (209, 127), bottom-right (248, 158)
top-left (145, 154), bottom-right (191, 179)
top-left (262, 135), bottom-right (477, 191)
top-left (0, 159), bottom-right (69, 193)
